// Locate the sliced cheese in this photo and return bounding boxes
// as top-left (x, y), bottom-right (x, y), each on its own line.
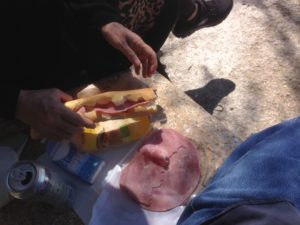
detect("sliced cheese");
top-left (77, 116), bottom-right (152, 152)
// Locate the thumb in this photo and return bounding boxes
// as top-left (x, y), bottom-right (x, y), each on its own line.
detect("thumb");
top-left (57, 89), bottom-right (73, 103)
top-left (119, 41), bottom-right (142, 74)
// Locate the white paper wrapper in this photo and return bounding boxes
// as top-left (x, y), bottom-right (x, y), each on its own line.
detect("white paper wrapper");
top-left (89, 165), bottom-right (184, 225)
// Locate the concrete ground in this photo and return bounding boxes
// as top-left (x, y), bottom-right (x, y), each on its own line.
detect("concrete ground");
top-left (1, 0), bottom-right (299, 224)
top-left (161, 0), bottom-right (300, 140)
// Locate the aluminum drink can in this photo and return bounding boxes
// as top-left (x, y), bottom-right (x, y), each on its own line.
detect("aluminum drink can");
top-left (6, 161), bottom-right (75, 207)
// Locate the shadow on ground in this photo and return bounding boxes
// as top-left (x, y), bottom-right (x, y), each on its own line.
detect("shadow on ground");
top-left (185, 78), bottom-right (236, 114)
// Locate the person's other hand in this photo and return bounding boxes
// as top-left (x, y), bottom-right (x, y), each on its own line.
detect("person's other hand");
top-left (101, 22), bottom-right (157, 78)
top-left (15, 88), bottom-right (95, 140)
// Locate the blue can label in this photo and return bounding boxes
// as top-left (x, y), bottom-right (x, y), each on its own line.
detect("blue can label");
top-left (46, 141), bottom-right (105, 184)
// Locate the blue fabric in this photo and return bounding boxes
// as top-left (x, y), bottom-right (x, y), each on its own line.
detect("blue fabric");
top-left (201, 200), bottom-right (300, 225)
top-left (178, 116), bottom-right (300, 225)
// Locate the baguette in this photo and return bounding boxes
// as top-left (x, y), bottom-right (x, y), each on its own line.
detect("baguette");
top-left (65, 88), bottom-right (156, 112)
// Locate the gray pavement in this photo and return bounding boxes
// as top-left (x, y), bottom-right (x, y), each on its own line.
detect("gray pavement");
top-left (160, 0), bottom-right (300, 140)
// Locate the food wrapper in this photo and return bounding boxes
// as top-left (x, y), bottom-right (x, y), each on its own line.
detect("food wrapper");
top-left (72, 116), bottom-right (152, 152)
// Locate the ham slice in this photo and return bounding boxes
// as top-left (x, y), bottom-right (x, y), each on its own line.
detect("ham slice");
top-left (66, 89), bottom-right (157, 122)
top-left (65, 88), bottom-right (156, 111)
top-left (120, 129), bottom-right (200, 211)
top-left (85, 100), bottom-right (150, 114)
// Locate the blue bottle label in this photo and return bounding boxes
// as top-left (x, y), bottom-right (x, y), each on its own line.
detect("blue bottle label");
top-left (46, 141), bottom-right (105, 184)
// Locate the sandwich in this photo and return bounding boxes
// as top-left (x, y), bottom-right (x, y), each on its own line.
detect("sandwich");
top-left (65, 88), bottom-right (157, 122)
top-left (31, 88), bottom-right (157, 152)
top-left (68, 88), bottom-right (157, 151)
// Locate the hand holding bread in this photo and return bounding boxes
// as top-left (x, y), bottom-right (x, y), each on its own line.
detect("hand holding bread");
top-left (66, 88), bottom-right (157, 151)
top-left (16, 88), bottom-right (95, 140)
top-left (26, 88), bottom-right (157, 151)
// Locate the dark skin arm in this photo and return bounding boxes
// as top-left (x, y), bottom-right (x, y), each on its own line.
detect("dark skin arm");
top-left (15, 88), bottom-right (95, 140)
top-left (101, 22), bottom-right (158, 77)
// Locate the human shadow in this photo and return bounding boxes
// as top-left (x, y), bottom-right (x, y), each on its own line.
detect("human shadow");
top-left (156, 51), bottom-right (171, 81)
top-left (185, 79), bottom-right (236, 114)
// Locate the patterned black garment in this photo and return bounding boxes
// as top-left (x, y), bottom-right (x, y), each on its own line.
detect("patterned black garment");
top-left (118, 0), bottom-right (166, 34)
top-left (0, 0), bottom-right (179, 119)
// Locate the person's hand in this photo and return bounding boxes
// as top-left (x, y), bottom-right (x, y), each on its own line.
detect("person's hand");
top-left (15, 88), bottom-right (95, 140)
top-left (101, 22), bottom-right (157, 78)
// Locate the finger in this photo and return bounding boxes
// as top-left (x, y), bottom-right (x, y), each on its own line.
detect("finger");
top-left (142, 46), bottom-right (157, 76)
top-left (60, 107), bottom-right (95, 128)
top-left (146, 61), bottom-right (151, 78)
top-left (119, 42), bottom-right (142, 74)
top-left (58, 118), bottom-right (82, 137)
top-left (148, 52), bottom-right (158, 76)
top-left (55, 89), bottom-right (73, 102)
top-left (134, 62), bottom-right (141, 75)
top-left (141, 57), bottom-right (149, 78)
top-left (134, 40), bottom-right (157, 77)
top-left (146, 61), bottom-right (151, 77)
top-left (77, 113), bottom-right (96, 128)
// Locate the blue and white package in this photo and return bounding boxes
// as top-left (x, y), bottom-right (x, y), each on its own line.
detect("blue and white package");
top-left (46, 141), bottom-right (105, 185)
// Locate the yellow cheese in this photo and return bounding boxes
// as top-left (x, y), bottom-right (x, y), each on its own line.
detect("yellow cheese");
top-left (77, 116), bottom-right (152, 152)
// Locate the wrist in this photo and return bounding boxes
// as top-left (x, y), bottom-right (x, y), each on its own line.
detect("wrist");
top-left (101, 22), bottom-right (122, 34)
